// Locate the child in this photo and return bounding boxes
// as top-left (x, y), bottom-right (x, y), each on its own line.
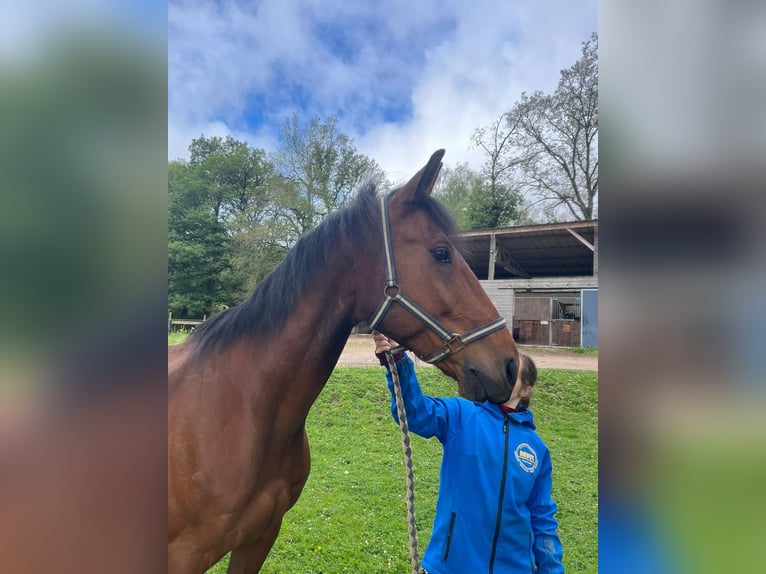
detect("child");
top-left (374, 332), bottom-right (564, 574)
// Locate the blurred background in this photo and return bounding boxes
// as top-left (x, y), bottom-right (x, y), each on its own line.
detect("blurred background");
top-left (0, 0), bottom-right (764, 572)
top-left (600, 0), bottom-right (766, 572)
top-left (0, 1), bottom-right (166, 572)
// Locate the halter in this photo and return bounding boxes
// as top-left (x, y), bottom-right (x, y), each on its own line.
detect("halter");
top-left (367, 196), bottom-right (507, 364)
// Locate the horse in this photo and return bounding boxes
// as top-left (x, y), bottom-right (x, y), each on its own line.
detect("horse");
top-left (168, 149), bottom-right (520, 573)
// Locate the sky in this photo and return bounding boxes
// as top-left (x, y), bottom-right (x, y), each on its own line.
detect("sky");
top-left (169, 0), bottom-right (597, 182)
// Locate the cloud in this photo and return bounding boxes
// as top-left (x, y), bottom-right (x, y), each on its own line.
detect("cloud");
top-left (168, 0), bottom-right (597, 178)
top-left (355, 0), bottom-right (597, 180)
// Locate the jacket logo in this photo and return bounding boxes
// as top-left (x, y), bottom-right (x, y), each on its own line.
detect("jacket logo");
top-left (514, 443), bottom-right (538, 473)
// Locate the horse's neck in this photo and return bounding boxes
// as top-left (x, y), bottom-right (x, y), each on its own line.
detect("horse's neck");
top-left (242, 249), bottom-right (362, 416)
top-left (276, 234), bottom-right (373, 366)
top-left (278, 273), bottom-right (357, 371)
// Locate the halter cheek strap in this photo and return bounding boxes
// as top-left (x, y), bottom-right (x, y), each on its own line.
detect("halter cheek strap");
top-left (367, 196), bottom-right (507, 364)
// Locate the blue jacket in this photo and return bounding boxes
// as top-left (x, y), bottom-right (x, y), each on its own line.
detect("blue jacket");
top-left (385, 355), bottom-right (564, 574)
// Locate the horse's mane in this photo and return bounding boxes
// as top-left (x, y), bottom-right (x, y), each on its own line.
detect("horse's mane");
top-left (189, 179), bottom-right (461, 356)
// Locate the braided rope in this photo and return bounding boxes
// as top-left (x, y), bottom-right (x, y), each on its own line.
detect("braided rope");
top-left (385, 351), bottom-right (420, 574)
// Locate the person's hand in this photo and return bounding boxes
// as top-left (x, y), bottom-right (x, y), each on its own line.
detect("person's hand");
top-left (373, 331), bottom-right (404, 366)
top-left (372, 331), bottom-right (393, 355)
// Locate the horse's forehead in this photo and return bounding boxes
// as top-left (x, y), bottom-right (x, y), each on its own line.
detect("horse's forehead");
top-left (392, 206), bottom-right (448, 242)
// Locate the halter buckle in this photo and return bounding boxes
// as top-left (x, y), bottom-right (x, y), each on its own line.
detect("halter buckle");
top-left (444, 333), bottom-right (464, 355)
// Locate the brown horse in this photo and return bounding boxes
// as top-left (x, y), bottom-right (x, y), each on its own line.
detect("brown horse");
top-left (168, 150), bottom-right (520, 573)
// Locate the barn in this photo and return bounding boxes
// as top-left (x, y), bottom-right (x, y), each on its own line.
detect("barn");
top-left (460, 220), bottom-right (598, 348)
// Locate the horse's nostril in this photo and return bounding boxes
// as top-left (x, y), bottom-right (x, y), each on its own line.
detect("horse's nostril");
top-left (506, 357), bottom-right (518, 385)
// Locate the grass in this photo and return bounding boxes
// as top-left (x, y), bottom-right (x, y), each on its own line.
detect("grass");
top-left (570, 346), bottom-right (598, 355)
top-left (168, 331), bottom-right (190, 345)
top-left (200, 365), bottom-right (598, 573)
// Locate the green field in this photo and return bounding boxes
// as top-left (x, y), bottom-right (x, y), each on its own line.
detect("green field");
top-left (193, 364), bottom-right (598, 573)
top-left (168, 331), bottom-right (190, 345)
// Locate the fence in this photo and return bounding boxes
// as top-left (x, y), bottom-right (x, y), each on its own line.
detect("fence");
top-left (168, 313), bottom-right (205, 333)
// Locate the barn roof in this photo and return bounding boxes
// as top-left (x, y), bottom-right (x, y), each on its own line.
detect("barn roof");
top-left (459, 220), bottom-right (598, 280)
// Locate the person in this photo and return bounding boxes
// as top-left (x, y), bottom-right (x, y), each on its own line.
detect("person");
top-left (373, 331), bottom-right (564, 574)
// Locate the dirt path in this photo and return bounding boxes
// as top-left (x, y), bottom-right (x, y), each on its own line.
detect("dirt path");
top-left (337, 334), bottom-right (597, 371)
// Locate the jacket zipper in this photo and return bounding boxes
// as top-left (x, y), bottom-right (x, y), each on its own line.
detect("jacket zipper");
top-left (488, 414), bottom-right (510, 574)
top-left (442, 511), bottom-right (456, 560)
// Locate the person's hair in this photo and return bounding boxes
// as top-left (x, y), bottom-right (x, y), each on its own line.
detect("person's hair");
top-left (518, 353), bottom-right (538, 408)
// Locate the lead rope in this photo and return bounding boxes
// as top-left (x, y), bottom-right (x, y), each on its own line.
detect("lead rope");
top-left (384, 350), bottom-right (420, 574)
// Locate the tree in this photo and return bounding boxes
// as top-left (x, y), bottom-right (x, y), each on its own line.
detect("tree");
top-left (228, 220), bottom-right (290, 300)
top-left (465, 180), bottom-right (521, 230)
top-left (168, 160), bottom-right (231, 318)
top-left (434, 163), bottom-right (520, 230)
top-left (510, 33), bottom-right (598, 221)
top-left (471, 113), bottom-right (521, 199)
top-left (475, 33), bottom-right (599, 223)
top-left (271, 115), bottom-right (381, 237)
top-left (187, 135), bottom-right (275, 231)
top-left (469, 114), bottom-right (525, 229)
top-left (433, 163), bottom-right (476, 229)
top-left (168, 123), bottom-right (383, 317)
top-left (168, 136), bottom-right (278, 317)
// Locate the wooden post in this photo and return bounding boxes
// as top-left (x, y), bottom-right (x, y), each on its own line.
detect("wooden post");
top-left (488, 233), bottom-right (496, 280)
top-left (593, 224), bottom-right (598, 279)
top-left (548, 298), bottom-right (553, 346)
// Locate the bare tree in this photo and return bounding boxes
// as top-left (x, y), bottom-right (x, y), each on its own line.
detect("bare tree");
top-left (511, 33), bottom-right (598, 221)
top-left (467, 114), bottom-right (524, 229)
top-left (472, 112), bottom-right (521, 197)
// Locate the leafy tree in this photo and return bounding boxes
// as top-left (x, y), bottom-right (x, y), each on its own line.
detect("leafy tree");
top-left (169, 122), bottom-right (383, 317)
top-left (187, 135), bottom-right (275, 230)
top-left (510, 33), bottom-right (598, 221)
top-left (168, 160), bottom-right (231, 318)
top-left (228, 220), bottom-right (290, 301)
top-left (271, 115), bottom-right (381, 237)
top-left (434, 163), bottom-right (520, 230)
top-left (168, 136), bottom-right (278, 317)
top-left (433, 163), bottom-right (476, 229)
top-left (465, 180), bottom-right (521, 230)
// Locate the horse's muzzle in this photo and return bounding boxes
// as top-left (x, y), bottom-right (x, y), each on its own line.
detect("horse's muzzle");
top-left (462, 360), bottom-right (514, 404)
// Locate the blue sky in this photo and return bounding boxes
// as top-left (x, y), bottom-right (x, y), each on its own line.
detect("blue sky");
top-left (169, 0), bottom-right (597, 181)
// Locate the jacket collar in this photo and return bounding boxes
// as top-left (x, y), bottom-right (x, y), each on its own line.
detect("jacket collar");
top-left (478, 401), bottom-right (536, 429)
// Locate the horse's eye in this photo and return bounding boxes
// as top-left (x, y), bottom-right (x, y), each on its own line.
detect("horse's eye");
top-left (431, 247), bottom-right (451, 263)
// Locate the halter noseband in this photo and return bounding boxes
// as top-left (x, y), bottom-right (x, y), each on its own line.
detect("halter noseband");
top-left (367, 196), bottom-right (507, 364)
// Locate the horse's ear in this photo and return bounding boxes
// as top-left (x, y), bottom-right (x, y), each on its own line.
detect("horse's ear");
top-left (394, 149), bottom-right (445, 201)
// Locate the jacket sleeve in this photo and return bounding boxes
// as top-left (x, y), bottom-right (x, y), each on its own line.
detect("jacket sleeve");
top-left (528, 448), bottom-right (565, 574)
top-left (384, 354), bottom-right (453, 442)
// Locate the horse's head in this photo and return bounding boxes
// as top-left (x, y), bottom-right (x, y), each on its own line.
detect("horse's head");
top-left (362, 149), bottom-right (519, 403)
